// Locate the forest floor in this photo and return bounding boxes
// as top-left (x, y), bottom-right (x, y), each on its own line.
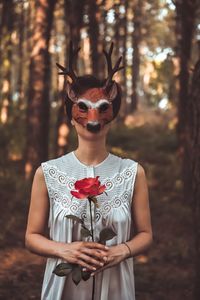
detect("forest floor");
top-left (0, 105), bottom-right (195, 300)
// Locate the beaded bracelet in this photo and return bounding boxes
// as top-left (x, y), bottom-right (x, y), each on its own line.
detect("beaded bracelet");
top-left (123, 242), bottom-right (132, 257)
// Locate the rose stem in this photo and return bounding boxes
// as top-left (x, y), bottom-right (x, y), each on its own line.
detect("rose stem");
top-left (89, 198), bottom-right (94, 241)
top-left (89, 198), bottom-right (95, 300)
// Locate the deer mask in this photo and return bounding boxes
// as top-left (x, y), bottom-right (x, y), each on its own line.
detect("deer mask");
top-left (56, 42), bottom-right (123, 133)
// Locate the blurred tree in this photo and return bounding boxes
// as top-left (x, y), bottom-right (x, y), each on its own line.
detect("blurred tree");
top-left (175, 0), bottom-right (198, 201)
top-left (25, 0), bottom-right (56, 179)
top-left (175, 0), bottom-right (198, 140)
top-left (0, 0), bottom-right (14, 124)
top-left (88, 0), bottom-right (100, 76)
top-left (52, 0), bottom-right (70, 157)
top-left (16, 1), bottom-right (25, 108)
top-left (188, 59), bottom-right (200, 300)
top-left (64, 0), bottom-right (85, 51)
top-left (130, 0), bottom-right (143, 112)
top-left (114, 1), bottom-right (128, 120)
top-left (112, 1), bottom-right (126, 122)
top-left (54, 0), bottom-right (85, 157)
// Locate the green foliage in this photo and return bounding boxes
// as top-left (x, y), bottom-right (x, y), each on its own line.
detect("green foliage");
top-left (65, 215), bottom-right (84, 224)
top-left (99, 228), bottom-right (116, 244)
top-left (53, 262), bottom-right (74, 277)
top-left (108, 123), bottom-right (178, 160)
top-left (0, 125), bottom-right (29, 248)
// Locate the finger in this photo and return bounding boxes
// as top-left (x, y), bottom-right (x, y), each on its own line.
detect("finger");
top-left (90, 257), bottom-right (111, 275)
top-left (85, 242), bottom-right (109, 251)
top-left (79, 253), bottom-right (105, 267)
top-left (82, 248), bottom-right (108, 261)
top-left (76, 259), bottom-right (97, 271)
top-left (91, 264), bottom-right (108, 276)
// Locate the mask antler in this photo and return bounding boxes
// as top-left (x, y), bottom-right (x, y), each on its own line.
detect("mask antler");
top-left (56, 41), bottom-right (81, 102)
top-left (56, 41), bottom-right (80, 83)
top-left (103, 42), bottom-right (124, 91)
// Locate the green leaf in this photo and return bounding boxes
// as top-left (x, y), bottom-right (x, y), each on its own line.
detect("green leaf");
top-left (65, 215), bottom-right (83, 224)
top-left (72, 266), bottom-right (82, 285)
top-left (99, 228), bottom-right (116, 243)
top-left (81, 227), bottom-right (92, 238)
top-left (81, 269), bottom-right (91, 281)
top-left (53, 263), bottom-right (74, 277)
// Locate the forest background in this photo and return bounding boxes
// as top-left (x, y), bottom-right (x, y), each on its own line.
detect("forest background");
top-left (0, 0), bottom-right (200, 299)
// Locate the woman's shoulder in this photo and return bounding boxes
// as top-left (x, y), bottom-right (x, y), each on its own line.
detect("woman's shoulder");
top-left (110, 152), bottom-right (138, 167)
top-left (109, 153), bottom-right (147, 178)
top-left (41, 152), bottom-right (72, 167)
top-left (113, 155), bottom-right (147, 191)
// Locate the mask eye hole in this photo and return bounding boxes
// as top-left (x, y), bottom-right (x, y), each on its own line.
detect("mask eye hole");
top-left (99, 103), bottom-right (109, 113)
top-left (78, 102), bottom-right (88, 112)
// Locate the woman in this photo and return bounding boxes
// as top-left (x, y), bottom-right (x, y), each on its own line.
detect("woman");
top-left (25, 43), bottom-right (153, 300)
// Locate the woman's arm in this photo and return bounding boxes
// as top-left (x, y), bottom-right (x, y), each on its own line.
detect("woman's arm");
top-left (123, 163), bottom-right (153, 256)
top-left (25, 167), bottom-right (108, 271)
top-left (91, 163), bottom-right (153, 275)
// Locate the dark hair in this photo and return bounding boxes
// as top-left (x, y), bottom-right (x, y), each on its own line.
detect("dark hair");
top-left (64, 75), bottom-right (121, 120)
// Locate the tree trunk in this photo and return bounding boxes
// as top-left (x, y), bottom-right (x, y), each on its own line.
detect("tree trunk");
top-left (54, 88), bottom-right (70, 158)
top-left (64, 0), bottom-right (85, 51)
top-left (25, 0), bottom-right (56, 180)
top-left (187, 59), bottom-right (200, 300)
top-left (55, 0), bottom-right (85, 157)
top-left (0, 0), bottom-right (13, 124)
top-left (55, 0), bottom-right (85, 158)
top-left (175, 0), bottom-right (197, 201)
top-left (16, 1), bottom-right (24, 108)
top-left (130, 0), bottom-right (143, 112)
top-left (114, 2), bottom-right (127, 121)
top-left (88, 0), bottom-right (100, 76)
top-left (175, 0), bottom-right (197, 139)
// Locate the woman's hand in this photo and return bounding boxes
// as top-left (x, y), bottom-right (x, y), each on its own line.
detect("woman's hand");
top-left (57, 241), bottom-right (109, 271)
top-left (90, 243), bottom-right (129, 276)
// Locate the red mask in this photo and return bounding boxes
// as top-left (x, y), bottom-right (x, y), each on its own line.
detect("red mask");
top-left (72, 88), bottom-right (115, 133)
top-left (57, 42), bottom-right (123, 133)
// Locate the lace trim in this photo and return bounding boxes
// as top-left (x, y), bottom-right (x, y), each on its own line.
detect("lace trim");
top-left (42, 162), bottom-right (137, 192)
top-left (42, 161), bottom-right (137, 220)
top-left (103, 164), bottom-right (137, 191)
top-left (42, 162), bottom-right (76, 190)
top-left (97, 190), bottom-right (131, 219)
top-left (48, 186), bottom-right (131, 220)
top-left (48, 186), bottom-right (86, 216)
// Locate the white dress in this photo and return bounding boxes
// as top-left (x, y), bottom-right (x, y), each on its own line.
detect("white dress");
top-left (41, 151), bottom-right (138, 300)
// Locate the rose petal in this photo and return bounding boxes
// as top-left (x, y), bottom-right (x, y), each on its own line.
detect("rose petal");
top-left (75, 178), bottom-right (95, 190)
top-left (95, 176), bottom-right (101, 187)
top-left (94, 176), bottom-right (100, 183)
top-left (71, 191), bottom-right (87, 199)
top-left (98, 184), bottom-right (106, 194)
top-left (78, 189), bottom-right (90, 196)
top-left (73, 177), bottom-right (105, 198)
top-left (74, 179), bottom-right (88, 190)
top-left (81, 185), bottom-right (100, 197)
top-left (82, 185), bottom-right (98, 192)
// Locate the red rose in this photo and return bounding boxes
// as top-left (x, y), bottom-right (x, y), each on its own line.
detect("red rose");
top-left (71, 176), bottom-right (106, 200)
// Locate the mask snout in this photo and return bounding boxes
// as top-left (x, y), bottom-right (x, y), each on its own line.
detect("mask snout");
top-left (87, 121), bottom-right (101, 133)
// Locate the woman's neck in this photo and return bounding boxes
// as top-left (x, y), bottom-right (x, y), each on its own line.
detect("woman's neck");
top-left (74, 137), bottom-right (109, 166)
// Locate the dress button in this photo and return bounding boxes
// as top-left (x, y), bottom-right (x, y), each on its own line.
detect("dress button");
top-left (87, 166), bottom-right (95, 177)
